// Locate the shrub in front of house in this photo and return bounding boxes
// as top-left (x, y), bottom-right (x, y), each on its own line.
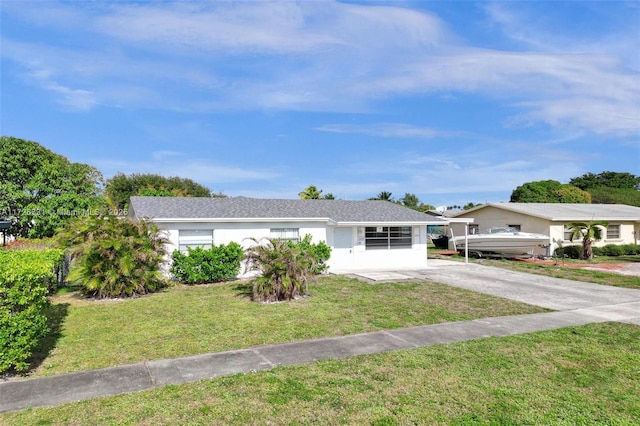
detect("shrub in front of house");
top-left (593, 243), bottom-right (640, 257)
top-left (289, 234), bottom-right (331, 274)
top-left (244, 235), bottom-right (331, 303)
top-left (554, 245), bottom-right (582, 259)
top-left (57, 215), bottom-right (169, 299)
top-left (171, 242), bottom-right (244, 284)
top-left (621, 244), bottom-right (640, 255)
top-left (0, 249), bottom-right (63, 373)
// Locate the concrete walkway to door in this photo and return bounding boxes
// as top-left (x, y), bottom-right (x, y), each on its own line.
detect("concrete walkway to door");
top-left (2, 259), bottom-right (639, 413)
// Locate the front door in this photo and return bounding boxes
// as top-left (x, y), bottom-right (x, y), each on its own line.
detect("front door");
top-left (331, 227), bottom-right (354, 269)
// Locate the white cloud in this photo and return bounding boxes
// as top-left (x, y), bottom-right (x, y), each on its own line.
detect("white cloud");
top-left (2, 1), bottom-right (638, 136)
top-left (315, 123), bottom-right (448, 139)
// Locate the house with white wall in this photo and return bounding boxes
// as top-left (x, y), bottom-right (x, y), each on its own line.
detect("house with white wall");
top-left (449, 203), bottom-right (640, 256)
top-left (128, 196), bottom-right (454, 272)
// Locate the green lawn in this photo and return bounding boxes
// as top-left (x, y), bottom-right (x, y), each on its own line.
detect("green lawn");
top-left (26, 275), bottom-right (547, 377)
top-left (4, 322), bottom-right (639, 425)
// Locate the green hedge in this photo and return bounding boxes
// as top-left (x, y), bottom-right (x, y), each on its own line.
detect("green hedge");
top-left (0, 249), bottom-right (63, 373)
top-left (556, 244), bottom-right (640, 259)
top-left (592, 244), bottom-right (640, 257)
top-left (553, 245), bottom-right (582, 259)
top-left (171, 242), bottom-right (244, 284)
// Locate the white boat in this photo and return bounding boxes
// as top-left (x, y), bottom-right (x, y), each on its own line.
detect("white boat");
top-left (449, 227), bottom-right (549, 257)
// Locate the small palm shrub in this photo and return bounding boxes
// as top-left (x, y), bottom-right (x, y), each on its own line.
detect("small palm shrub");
top-left (171, 242), bottom-right (244, 284)
top-left (567, 221), bottom-right (608, 260)
top-left (244, 238), bottom-right (319, 303)
top-left (57, 215), bottom-right (168, 298)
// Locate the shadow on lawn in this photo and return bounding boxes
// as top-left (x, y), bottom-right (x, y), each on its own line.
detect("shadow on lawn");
top-left (27, 302), bottom-right (70, 373)
top-left (232, 281), bottom-right (253, 299)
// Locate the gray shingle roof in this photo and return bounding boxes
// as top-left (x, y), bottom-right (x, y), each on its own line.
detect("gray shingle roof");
top-left (453, 203), bottom-right (640, 221)
top-left (129, 196), bottom-right (446, 224)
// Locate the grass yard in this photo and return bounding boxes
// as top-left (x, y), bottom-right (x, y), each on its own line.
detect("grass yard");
top-left (24, 275), bottom-right (547, 378)
top-left (3, 322), bottom-right (639, 425)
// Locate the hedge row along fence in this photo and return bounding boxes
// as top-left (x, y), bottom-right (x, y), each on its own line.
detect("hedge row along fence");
top-left (0, 249), bottom-right (63, 373)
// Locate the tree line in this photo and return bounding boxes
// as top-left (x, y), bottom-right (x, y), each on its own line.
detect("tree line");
top-left (2, 136), bottom-right (638, 239)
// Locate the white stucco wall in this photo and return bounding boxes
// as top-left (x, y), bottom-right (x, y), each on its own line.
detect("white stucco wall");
top-left (155, 221), bottom-right (429, 273)
top-left (327, 225), bottom-right (428, 271)
top-left (551, 222), bottom-right (638, 253)
top-left (157, 221), bottom-right (328, 251)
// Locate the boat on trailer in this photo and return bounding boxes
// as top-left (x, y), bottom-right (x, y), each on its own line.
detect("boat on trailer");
top-left (449, 227), bottom-right (549, 258)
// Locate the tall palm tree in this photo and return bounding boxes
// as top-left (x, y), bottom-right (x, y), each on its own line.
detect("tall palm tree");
top-left (370, 191), bottom-right (393, 201)
top-left (567, 220), bottom-right (608, 260)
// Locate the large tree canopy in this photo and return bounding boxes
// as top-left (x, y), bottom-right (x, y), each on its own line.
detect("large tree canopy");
top-left (569, 171), bottom-right (640, 206)
top-left (510, 180), bottom-right (591, 203)
top-left (105, 173), bottom-right (216, 210)
top-left (0, 136), bottom-right (103, 238)
top-left (569, 171), bottom-right (640, 190)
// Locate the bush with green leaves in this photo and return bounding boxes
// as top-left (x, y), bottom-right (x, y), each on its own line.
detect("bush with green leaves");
top-left (171, 242), bottom-right (244, 284)
top-left (593, 244), bottom-right (640, 257)
top-left (57, 215), bottom-right (168, 299)
top-left (621, 244), bottom-right (640, 255)
top-left (554, 245), bottom-right (582, 259)
top-left (244, 237), bottom-right (324, 303)
top-left (0, 249), bottom-right (63, 373)
top-left (289, 234), bottom-right (331, 274)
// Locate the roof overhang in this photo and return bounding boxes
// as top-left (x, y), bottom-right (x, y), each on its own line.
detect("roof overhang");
top-left (141, 217), bottom-right (338, 225)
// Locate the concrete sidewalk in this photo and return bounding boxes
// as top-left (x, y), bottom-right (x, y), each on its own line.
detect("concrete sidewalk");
top-left (2, 262), bottom-right (640, 413)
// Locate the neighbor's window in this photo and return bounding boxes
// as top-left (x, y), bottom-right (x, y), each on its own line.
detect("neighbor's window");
top-left (178, 229), bottom-right (214, 252)
top-left (564, 225), bottom-right (582, 241)
top-left (606, 224), bottom-right (620, 239)
top-left (270, 228), bottom-right (299, 243)
top-left (507, 224), bottom-right (521, 231)
top-left (365, 226), bottom-right (412, 250)
top-left (469, 224), bottom-right (479, 235)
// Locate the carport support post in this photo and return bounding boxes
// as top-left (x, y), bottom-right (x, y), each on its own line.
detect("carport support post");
top-left (464, 223), bottom-right (469, 264)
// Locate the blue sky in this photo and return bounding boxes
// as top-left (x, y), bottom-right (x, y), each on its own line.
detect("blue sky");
top-left (1, 1), bottom-right (639, 207)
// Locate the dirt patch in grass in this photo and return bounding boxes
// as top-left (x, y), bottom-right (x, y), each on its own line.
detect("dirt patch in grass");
top-left (518, 258), bottom-right (640, 276)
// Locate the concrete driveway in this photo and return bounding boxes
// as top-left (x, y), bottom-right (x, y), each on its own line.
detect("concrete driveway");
top-left (345, 259), bottom-right (640, 323)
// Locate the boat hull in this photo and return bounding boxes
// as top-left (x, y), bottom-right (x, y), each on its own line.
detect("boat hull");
top-left (449, 234), bottom-right (549, 256)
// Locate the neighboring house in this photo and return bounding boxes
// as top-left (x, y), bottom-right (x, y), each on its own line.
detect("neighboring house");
top-left (128, 196), bottom-right (453, 272)
top-left (449, 203), bottom-right (640, 256)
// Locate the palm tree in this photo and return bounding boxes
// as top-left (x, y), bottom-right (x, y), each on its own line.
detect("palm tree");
top-left (298, 185), bottom-right (323, 200)
top-left (567, 221), bottom-right (608, 260)
top-left (57, 215), bottom-right (168, 298)
top-left (369, 191), bottom-right (393, 201)
top-left (244, 237), bottom-right (318, 302)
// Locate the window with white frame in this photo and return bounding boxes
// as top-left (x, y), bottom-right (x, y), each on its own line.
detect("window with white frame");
top-left (469, 224), bottom-right (479, 235)
top-left (270, 228), bottom-right (299, 243)
top-left (606, 224), bottom-right (620, 239)
top-left (564, 225), bottom-right (579, 241)
top-left (365, 226), bottom-right (412, 250)
top-left (178, 229), bottom-right (214, 252)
